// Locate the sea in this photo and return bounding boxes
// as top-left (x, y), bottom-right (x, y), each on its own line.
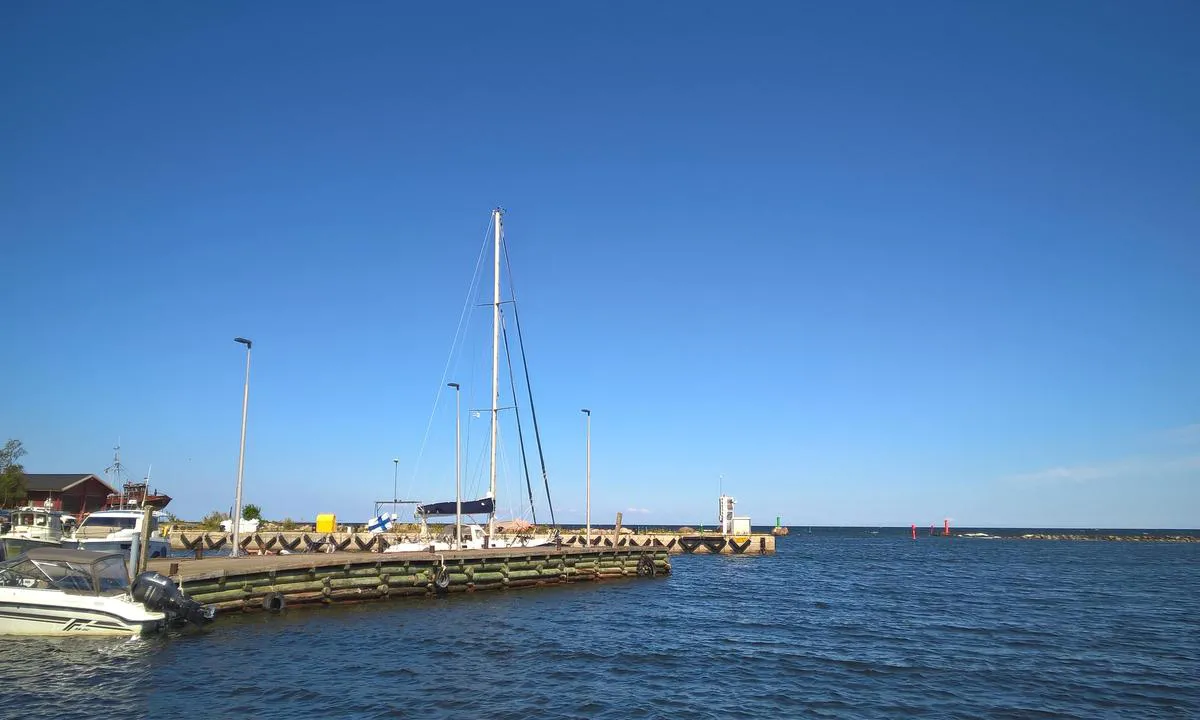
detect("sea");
top-left (2, 528), bottom-right (1197, 719)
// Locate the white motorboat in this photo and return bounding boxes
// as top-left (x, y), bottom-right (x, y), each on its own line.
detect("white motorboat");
top-left (68, 509), bottom-right (171, 558)
top-left (0, 547), bottom-right (213, 636)
top-left (0, 503), bottom-right (69, 560)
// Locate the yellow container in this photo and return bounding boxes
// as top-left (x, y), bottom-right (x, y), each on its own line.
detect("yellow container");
top-left (315, 514), bottom-right (337, 533)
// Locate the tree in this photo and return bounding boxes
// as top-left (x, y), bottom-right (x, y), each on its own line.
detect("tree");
top-left (242, 504), bottom-right (262, 521)
top-left (0, 439), bottom-right (27, 507)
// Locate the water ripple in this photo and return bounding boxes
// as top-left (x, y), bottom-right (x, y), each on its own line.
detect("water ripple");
top-left (1, 539), bottom-right (1198, 718)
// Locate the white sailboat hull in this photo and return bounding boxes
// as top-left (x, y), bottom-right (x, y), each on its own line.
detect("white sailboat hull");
top-left (485, 535), bottom-right (554, 549)
top-left (0, 588), bottom-right (166, 636)
top-left (384, 527), bottom-right (555, 553)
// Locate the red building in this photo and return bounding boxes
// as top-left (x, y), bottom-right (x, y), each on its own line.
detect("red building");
top-left (19, 474), bottom-right (115, 518)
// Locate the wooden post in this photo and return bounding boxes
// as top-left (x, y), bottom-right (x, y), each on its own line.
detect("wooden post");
top-left (613, 512), bottom-right (623, 545)
top-left (135, 505), bottom-right (153, 576)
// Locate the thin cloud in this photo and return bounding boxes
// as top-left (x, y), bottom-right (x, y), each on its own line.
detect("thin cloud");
top-left (1164, 423), bottom-right (1200, 445)
top-left (1006, 456), bottom-right (1200, 484)
top-left (625, 507), bottom-right (652, 514)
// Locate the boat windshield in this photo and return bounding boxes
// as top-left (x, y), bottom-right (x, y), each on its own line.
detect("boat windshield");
top-left (12, 512), bottom-right (61, 532)
top-left (0, 558), bottom-right (97, 593)
top-left (81, 516), bottom-right (137, 530)
top-left (94, 556), bottom-right (131, 593)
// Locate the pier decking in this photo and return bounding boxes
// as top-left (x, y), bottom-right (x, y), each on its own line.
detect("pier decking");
top-left (147, 545), bottom-right (670, 615)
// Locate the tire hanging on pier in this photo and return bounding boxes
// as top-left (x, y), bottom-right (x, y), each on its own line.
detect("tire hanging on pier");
top-left (434, 565), bottom-right (451, 591)
top-left (262, 592), bottom-right (286, 613)
top-left (637, 555), bottom-right (656, 578)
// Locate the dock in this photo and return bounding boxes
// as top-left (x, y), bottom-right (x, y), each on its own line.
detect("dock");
top-left (147, 545), bottom-right (670, 615)
top-left (166, 529), bottom-right (777, 556)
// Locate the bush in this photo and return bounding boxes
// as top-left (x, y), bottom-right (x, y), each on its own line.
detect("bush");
top-left (200, 510), bottom-right (228, 531)
top-left (280, 517), bottom-right (296, 531)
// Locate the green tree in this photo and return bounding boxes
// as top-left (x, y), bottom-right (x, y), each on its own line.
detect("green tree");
top-left (242, 504), bottom-right (262, 521)
top-left (0, 439), bottom-right (28, 507)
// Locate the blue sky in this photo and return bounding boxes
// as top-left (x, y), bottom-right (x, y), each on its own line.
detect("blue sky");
top-left (2, 2), bottom-right (1197, 528)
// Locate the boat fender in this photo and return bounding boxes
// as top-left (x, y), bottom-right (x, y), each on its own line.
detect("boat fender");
top-left (636, 555), bottom-right (656, 578)
top-left (434, 565), bottom-right (451, 590)
top-left (262, 591), bottom-right (286, 613)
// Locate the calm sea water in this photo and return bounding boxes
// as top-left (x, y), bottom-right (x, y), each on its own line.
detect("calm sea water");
top-left (2, 532), bottom-right (1197, 719)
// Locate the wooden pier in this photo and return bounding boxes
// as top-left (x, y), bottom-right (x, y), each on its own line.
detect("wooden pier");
top-left (166, 529), bottom-right (776, 557)
top-left (147, 545), bottom-right (670, 615)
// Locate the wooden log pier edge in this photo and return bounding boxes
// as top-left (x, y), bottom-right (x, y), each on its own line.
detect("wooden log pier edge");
top-left (166, 530), bottom-right (777, 556)
top-left (146, 546), bottom-right (671, 616)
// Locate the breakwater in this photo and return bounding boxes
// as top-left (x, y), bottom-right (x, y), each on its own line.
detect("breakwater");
top-left (165, 529), bottom-right (777, 555)
top-left (1012, 533), bottom-right (1198, 542)
top-left (147, 545), bottom-right (670, 615)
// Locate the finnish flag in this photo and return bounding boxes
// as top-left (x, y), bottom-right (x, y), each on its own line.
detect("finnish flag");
top-left (367, 513), bottom-right (397, 534)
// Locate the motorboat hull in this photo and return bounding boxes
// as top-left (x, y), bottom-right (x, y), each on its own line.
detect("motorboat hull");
top-left (0, 591), bottom-right (166, 636)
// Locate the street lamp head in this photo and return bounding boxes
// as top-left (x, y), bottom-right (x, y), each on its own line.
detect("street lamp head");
top-left (581, 408), bottom-right (590, 416)
top-left (234, 337), bottom-right (253, 348)
top-left (392, 458), bottom-right (399, 464)
top-left (447, 382), bottom-right (460, 389)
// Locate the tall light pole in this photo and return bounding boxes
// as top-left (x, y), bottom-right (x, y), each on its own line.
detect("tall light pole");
top-left (581, 408), bottom-right (591, 545)
top-left (448, 383), bottom-right (461, 549)
top-left (232, 336), bottom-right (253, 558)
top-left (392, 458), bottom-right (399, 515)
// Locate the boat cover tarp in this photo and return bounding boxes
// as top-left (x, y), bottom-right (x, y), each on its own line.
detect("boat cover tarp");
top-left (417, 497), bottom-right (494, 517)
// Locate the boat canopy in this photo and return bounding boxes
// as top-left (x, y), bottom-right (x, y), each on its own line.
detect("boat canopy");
top-left (0, 547), bottom-right (130, 594)
top-left (417, 497), bottom-right (494, 517)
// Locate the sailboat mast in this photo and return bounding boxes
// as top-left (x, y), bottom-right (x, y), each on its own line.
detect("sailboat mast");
top-left (489, 207), bottom-right (502, 535)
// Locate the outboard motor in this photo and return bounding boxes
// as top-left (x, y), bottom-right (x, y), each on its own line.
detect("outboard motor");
top-left (132, 571), bottom-right (216, 626)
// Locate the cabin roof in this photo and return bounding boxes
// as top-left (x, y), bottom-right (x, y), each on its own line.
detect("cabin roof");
top-left (20, 474), bottom-right (115, 494)
top-left (83, 509), bottom-right (145, 518)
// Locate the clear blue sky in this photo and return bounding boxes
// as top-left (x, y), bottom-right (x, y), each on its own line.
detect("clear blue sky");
top-left (2, 2), bottom-right (1197, 528)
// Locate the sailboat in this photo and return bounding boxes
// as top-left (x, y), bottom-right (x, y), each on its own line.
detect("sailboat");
top-left (385, 209), bottom-right (556, 553)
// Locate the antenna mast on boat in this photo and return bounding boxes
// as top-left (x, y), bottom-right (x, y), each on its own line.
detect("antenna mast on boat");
top-left (106, 442), bottom-right (124, 508)
top-left (489, 207), bottom-right (503, 536)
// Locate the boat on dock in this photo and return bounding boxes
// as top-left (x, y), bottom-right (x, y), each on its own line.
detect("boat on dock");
top-left (100, 449), bottom-right (173, 512)
top-left (385, 520), bottom-right (549, 553)
top-left (103, 480), bottom-right (172, 511)
top-left (0, 547), bottom-right (213, 635)
top-left (386, 209), bottom-right (556, 553)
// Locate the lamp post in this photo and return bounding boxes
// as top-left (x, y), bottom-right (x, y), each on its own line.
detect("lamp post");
top-left (581, 408), bottom-right (591, 545)
top-left (448, 383), bottom-right (461, 549)
top-left (392, 458), bottom-right (399, 514)
top-left (231, 336), bottom-right (253, 557)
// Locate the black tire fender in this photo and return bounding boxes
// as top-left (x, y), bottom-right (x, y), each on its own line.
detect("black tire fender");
top-left (262, 591), bottom-right (286, 613)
